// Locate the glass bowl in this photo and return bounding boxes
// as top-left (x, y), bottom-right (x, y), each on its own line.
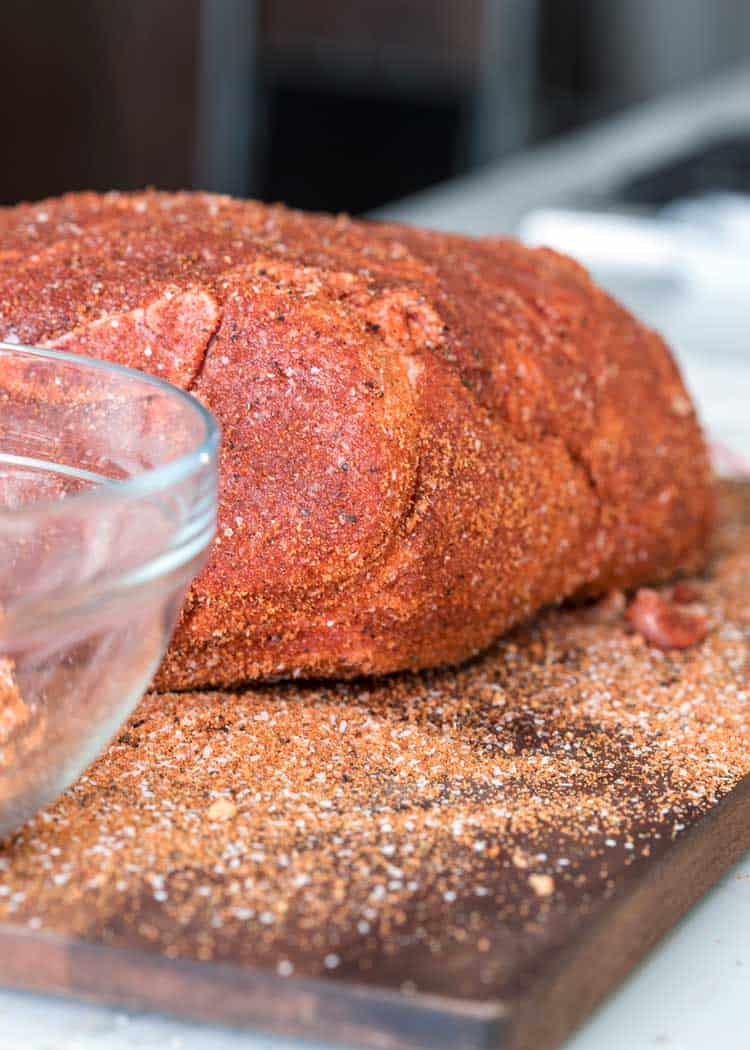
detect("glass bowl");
top-left (0, 342), bottom-right (219, 838)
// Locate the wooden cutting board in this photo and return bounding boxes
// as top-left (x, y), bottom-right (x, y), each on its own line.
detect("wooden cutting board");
top-left (1, 483), bottom-right (749, 1050)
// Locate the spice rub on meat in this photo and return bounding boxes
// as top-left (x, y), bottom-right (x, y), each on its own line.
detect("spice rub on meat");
top-left (0, 191), bottom-right (714, 688)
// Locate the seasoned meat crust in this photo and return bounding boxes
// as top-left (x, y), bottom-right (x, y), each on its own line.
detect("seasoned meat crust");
top-left (0, 191), bottom-right (713, 688)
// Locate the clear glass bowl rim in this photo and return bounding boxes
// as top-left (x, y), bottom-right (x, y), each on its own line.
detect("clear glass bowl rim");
top-left (0, 340), bottom-right (220, 521)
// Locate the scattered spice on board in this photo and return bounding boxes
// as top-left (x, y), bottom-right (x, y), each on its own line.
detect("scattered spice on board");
top-left (0, 485), bottom-right (748, 1002)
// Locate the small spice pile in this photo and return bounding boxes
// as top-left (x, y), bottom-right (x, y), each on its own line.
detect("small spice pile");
top-left (0, 486), bottom-right (749, 1003)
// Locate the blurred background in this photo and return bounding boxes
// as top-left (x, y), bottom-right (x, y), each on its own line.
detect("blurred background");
top-left (0, 0), bottom-right (748, 212)
top-left (0, 0), bottom-right (748, 459)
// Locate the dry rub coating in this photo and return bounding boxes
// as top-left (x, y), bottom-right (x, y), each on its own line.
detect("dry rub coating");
top-left (0, 191), bottom-right (713, 688)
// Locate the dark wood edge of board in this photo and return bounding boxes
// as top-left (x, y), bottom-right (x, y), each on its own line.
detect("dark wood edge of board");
top-left (0, 924), bottom-right (508, 1050)
top-left (1, 774), bottom-right (749, 1050)
top-left (509, 772), bottom-right (750, 1050)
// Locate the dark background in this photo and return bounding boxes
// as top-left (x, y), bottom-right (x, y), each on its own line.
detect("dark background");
top-left (0, 0), bottom-right (748, 213)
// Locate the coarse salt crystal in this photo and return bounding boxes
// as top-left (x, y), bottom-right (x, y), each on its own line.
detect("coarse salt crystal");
top-left (528, 873), bottom-right (555, 898)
